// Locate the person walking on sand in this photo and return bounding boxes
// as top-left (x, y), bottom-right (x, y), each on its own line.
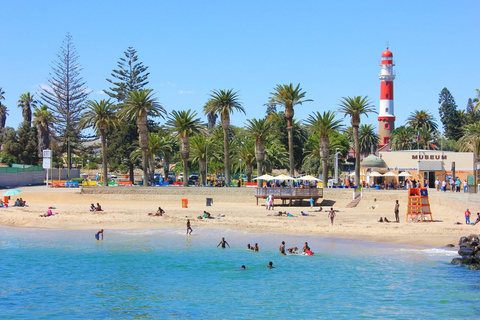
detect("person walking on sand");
top-left (95, 229), bottom-right (104, 240)
top-left (394, 200), bottom-right (400, 223)
top-left (279, 241), bottom-right (286, 255)
top-left (186, 219), bottom-right (193, 235)
top-left (269, 195), bottom-right (274, 211)
top-left (328, 208), bottom-right (336, 225)
top-left (217, 237), bottom-right (230, 248)
top-left (465, 209), bottom-right (471, 225)
top-left (309, 197), bottom-right (314, 209)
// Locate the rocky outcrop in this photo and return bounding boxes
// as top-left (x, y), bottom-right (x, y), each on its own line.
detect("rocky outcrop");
top-left (451, 235), bottom-right (480, 270)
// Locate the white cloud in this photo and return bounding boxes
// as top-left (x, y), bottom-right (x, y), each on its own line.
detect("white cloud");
top-left (159, 82), bottom-right (176, 87)
top-left (97, 90), bottom-right (106, 95)
top-left (178, 90), bottom-right (195, 95)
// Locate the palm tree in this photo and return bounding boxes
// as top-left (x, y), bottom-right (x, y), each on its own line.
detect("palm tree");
top-left (305, 111), bottom-right (344, 187)
top-left (267, 83), bottom-right (312, 176)
top-left (166, 110), bottom-right (203, 187)
top-left (32, 104), bottom-right (54, 157)
top-left (205, 89), bottom-right (244, 187)
top-left (390, 125), bottom-right (414, 151)
top-left (79, 99), bottom-right (119, 187)
top-left (338, 96), bottom-right (376, 186)
top-left (264, 138), bottom-right (289, 173)
top-left (359, 124), bottom-right (380, 155)
top-left (245, 117), bottom-right (273, 187)
top-left (17, 92), bottom-right (36, 126)
top-left (235, 138), bottom-right (256, 182)
top-left (189, 132), bottom-right (211, 185)
top-left (457, 122), bottom-right (480, 162)
top-left (120, 89), bottom-right (166, 186)
top-left (406, 109), bottom-right (438, 131)
top-left (417, 125), bottom-right (438, 150)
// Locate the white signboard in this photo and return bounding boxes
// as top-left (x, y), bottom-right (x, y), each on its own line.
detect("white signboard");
top-left (43, 149), bottom-right (52, 158)
top-left (42, 158), bottom-right (51, 169)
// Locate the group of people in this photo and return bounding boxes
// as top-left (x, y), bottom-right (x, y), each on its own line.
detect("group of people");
top-left (246, 243), bottom-right (259, 251)
top-left (464, 209), bottom-right (480, 225)
top-left (378, 200), bottom-right (401, 223)
top-left (279, 241), bottom-right (314, 255)
top-left (90, 203), bottom-right (103, 212)
top-left (436, 178), bottom-right (468, 193)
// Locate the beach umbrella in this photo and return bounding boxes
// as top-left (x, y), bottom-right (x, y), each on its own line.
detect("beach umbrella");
top-left (348, 172), bottom-right (365, 177)
top-left (3, 189), bottom-right (21, 197)
top-left (253, 174), bottom-right (275, 180)
top-left (383, 172), bottom-right (397, 177)
top-left (298, 175), bottom-right (320, 181)
top-left (274, 174), bottom-right (296, 181)
top-left (398, 172), bottom-right (412, 177)
top-left (368, 171), bottom-right (383, 177)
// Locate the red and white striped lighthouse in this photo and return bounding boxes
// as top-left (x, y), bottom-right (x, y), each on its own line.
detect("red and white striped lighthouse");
top-left (378, 47), bottom-right (396, 147)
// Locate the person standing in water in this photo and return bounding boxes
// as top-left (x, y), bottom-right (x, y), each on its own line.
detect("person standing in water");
top-left (394, 200), bottom-right (400, 222)
top-left (328, 208), bottom-right (336, 225)
top-left (186, 219), bottom-right (193, 235)
top-left (266, 261), bottom-right (275, 269)
top-left (95, 229), bottom-right (104, 240)
top-left (279, 241), bottom-right (286, 255)
top-left (217, 237), bottom-right (230, 248)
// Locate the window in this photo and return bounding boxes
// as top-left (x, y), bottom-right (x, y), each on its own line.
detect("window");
top-left (386, 94), bottom-right (389, 98)
top-left (384, 137), bottom-right (390, 144)
top-left (384, 123), bottom-right (390, 130)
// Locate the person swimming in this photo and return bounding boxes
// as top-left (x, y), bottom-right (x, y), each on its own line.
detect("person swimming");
top-left (266, 261), bottom-right (275, 269)
top-left (302, 242), bottom-right (310, 253)
top-left (253, 243), bottom-right (259, 252)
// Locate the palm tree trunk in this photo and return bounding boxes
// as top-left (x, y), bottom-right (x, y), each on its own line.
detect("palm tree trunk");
top-left (182, 158), bottom-right (188, 187)
top-left (320, 135), bottom-right (330, 187)
top-left (255, 139), bottom-right (265, 188)
top-left (180, 136), bottom-right (190, 187)
top-left (199, 157), bottom-right (206, 186)
top-left (142, 150), bottom-right (149, 187)
top-left (223, 127), bottom-right (230, 187)
top-left (287, 125), bottom-right (295, 177)
top-left (100, 129), bottom-right (108, 187)
top-left (353, 125), bottom-right (361, 187)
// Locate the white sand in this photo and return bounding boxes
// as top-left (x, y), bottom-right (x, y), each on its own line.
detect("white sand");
top-left (1, 186), bottom-right (479, 247)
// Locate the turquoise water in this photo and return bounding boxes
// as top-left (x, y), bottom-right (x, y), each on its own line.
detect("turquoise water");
top-left (1, 227), bottom-right (479, 319)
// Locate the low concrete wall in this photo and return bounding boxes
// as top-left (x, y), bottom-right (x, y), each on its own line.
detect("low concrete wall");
top-left (0, 171), bottom-right (46, 188)
top-left (48, 168), bottom-right (80, 180)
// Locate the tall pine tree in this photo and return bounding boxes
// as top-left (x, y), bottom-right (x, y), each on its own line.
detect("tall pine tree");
top-left (438, 88), bottom-right (461, 141)
top-left (40, 33), bottom-right (89, 176)
top-left (0, 87), bottom-right (7, 130)
top-left (104, 47), bottom-right (150, 182)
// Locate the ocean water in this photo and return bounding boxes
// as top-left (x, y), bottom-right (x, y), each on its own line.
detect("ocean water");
top-left (1, 227), bottom-right (479, 319)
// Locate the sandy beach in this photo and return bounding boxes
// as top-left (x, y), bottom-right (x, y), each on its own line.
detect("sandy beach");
top-left (1, 185), bottom-right (479, 247)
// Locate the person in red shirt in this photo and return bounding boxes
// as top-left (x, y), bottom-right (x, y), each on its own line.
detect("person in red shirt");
top-left (465, 209), bottom-right (471, 224)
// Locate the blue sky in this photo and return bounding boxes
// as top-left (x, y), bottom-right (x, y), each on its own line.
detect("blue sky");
top-left (1, 0), bottom-right (478, 131)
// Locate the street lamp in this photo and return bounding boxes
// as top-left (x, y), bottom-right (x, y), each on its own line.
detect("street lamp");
top-left (334, 148), bottom-right (340, 184)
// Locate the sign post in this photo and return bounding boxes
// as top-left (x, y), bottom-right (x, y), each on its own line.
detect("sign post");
top-left (42, 149), bottom-right (52, 187)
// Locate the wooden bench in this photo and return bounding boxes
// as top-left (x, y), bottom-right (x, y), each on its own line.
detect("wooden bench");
top-left (118, 181), bottom-right (133, 186)
top-left (50, 181), bottom-right (65, 188)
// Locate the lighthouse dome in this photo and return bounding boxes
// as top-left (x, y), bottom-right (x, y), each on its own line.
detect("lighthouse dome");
top-left (381, 49), bottom-right (393, 57)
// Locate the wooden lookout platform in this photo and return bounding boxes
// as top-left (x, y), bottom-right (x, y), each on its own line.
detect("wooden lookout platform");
top-left (255, 187), bottom-right (323, 206)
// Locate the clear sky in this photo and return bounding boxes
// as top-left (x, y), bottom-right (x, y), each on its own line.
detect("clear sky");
top-left (1, 0), bottom-right (478, 131)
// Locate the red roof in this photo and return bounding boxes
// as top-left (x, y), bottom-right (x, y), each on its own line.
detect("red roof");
top-left (381, 49), bottom-right (393, 57)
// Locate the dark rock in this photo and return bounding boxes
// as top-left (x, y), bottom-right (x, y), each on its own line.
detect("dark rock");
top-left (468, 264), bottom-right (480, 270)
top-left (459, 248), bottom-right (474, 256)
top-left (451, 258), bottom-right (463, 265)
top-left (445, 244), bottom-right (455, 248)
top-left (462, 256), bottom-right (476, 265)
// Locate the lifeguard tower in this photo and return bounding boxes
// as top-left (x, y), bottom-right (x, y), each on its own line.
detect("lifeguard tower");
top-left (406, 188), bottom-right (433, 222)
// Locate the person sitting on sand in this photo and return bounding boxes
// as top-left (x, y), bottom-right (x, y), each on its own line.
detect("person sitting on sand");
top-left (14, 199), bottom-right (20, 207)
top-left (203, 211), bottom-right (212, 219)
top-left (96, 203), bottom-right (103, 211)
top-left (90, 203), bottom-right (96, 212)
top-left (378, 217), bottom-right (384, 222)
top-left (266, 261), bottom-right (275, 269)
top-left (19, 198), bottom-right (25, 207)
top-left (217, 237), bottom-right (230, 248)
top-left (157, 207), bottom-right (165, 215)
top-left (301, 211), bottom-right (309, 216)
top-left (253, 243), bottom-right (259, 252)
top-left (39, 209), bottom-right (54, 217)
top-left (384, 217), bottom-right (390, 223)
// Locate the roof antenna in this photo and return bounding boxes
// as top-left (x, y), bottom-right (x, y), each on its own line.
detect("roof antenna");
top-left (385, 41), bottom-right (389, 50)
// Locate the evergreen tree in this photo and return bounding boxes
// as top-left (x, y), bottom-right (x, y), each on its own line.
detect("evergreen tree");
top-left (105, 47), bottom-right (149, 102)
top-left (438, 88), bottom-right (461, 141)
top-left (104, 47), bottom-right (150, 182)
top-left (40, 33), bottom-right (89, 176)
